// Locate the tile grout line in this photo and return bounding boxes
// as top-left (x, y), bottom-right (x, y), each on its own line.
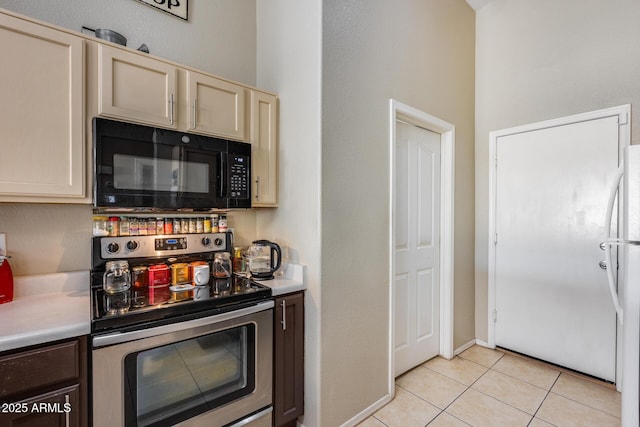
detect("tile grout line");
top-left (428, 354), bottom-right (501, 424)
top-left (527, 371), bottom-right (561, 426)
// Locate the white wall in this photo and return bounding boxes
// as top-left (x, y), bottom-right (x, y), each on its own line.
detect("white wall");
top-left (321, 1), bottom-right (475, 425)
top-left (475, 0), bottom-right (640, 341)
top-left (256, 2), bottom-right (323, 426)
top-left (0, 1), bottom-right (258, 276)
top-left (0, 0), bottom-right (256, 84)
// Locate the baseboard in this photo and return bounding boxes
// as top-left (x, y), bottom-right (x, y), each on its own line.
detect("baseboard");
top-left (339, 392), bottom-right (394, 427)
top-left (475, 339), bottom-right (491, 348)
top-left (454, 339), bottom-right (476, 356)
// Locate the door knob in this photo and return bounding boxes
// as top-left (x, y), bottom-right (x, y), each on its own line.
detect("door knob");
top-left (599, 260), bottom-right (607, 270)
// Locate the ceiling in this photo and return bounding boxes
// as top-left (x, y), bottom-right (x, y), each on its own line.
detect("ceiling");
top-left (465, 0), bottom-right (494, 11)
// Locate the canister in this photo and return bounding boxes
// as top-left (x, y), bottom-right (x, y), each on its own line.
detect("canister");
top-left (103, 260), bottom-right (131, 294)
top-left (170, 262), bottom-right (190, 285)
top-left (132, 265), bottom-right (148, 288)
top-left (148, 264), bottom-right (170, 305)
top-left (148, 263), bottom-right (170, 286)
top-left (213, 252), bottom-right (232, 278)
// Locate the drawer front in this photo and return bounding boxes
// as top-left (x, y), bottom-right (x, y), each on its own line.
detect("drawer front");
top-left (0, 340), bottom-right (79, 399)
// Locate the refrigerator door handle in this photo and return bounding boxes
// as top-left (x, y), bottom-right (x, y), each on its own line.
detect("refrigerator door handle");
top-left (603, 163), bottom-right (624, 323)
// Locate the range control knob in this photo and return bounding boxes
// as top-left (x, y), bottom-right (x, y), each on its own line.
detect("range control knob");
top-left (214, 238), bottom-right (224, 247)
top-left (106, 242), bottom-right (120, 254)
top-left (126, 240), bottom-right (139, 251)
top-left (201, 237), bottom-right (211, 246)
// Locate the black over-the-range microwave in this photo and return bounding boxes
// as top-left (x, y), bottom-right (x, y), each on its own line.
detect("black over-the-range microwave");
top-left (93, 118), bottom-right (251, 210)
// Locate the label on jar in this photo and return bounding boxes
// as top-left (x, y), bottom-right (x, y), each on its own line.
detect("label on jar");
top-left (130, 218), bottom-right (139, 236)
top-left (120, 217), bottom-right (130, 236)
top-left (147, 218), bottom-right (157, 235)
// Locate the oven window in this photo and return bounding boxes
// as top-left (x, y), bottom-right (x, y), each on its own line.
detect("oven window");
top-left (113, 154), bottom-right (209, 194)
top-left (124, 325), bottom-right (255, 427)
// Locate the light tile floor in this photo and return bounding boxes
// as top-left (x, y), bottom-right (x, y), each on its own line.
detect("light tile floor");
top-left (358, 345), bottom-right (621, 427)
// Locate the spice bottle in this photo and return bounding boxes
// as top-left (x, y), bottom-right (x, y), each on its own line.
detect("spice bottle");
top-left (203, 216), bottom-right (212, 233)
top-left (120, 217), bottom-right (130, 236)
top-left (93, 216), bottom-right (109, 237)
top-left (147, 218), bottom-right (157, 235)
top-left (211, 214), bottom-right (219, 233)
top-left (108, 217), bottom-right (120, 237)
top-left (164, 218), bottom-right (173, 235)
top-left (219, 214), bottom-right (227, 232)
top-left (156, 218), bottom-right (165, 235)
top-left (130, 218), bottom-right (139, 236)
top-left (233, 247), bottom-right (246, 274)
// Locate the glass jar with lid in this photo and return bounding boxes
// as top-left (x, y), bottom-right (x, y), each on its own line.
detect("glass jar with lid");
top-left (93, 216), bottom-right (109, 237)
top-left (213, 252), bottom-right (232, 278)
top-left (103, 260), bottom-right (131, 294)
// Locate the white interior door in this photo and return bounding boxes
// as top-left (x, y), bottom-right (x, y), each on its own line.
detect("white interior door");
top-left (394, 121), bottom-right (441, 377)
top-left (494, 115), bottom-right (620, 381)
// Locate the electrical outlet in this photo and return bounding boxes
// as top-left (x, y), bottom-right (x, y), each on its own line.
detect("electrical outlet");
top-left (0, 233), bottom-right (5, 257)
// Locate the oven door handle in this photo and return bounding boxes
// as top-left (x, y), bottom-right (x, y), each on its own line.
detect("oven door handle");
top-left (92, 300), bottom-right (274, 348)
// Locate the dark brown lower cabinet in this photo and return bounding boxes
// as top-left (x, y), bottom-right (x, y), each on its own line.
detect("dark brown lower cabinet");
top-left (0, 336), bottom-right (88, 427)
top-left (273, 291), bottom-right (304, 427)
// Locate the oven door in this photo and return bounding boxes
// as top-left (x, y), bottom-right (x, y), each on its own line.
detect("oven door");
top-left (91, 301), bottom-right (273, 427)
top-left (93, 117), bottom-right (227, 210)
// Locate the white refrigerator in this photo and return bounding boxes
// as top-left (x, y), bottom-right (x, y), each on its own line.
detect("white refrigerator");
top-left (605, 145), bottom-right (640, 427)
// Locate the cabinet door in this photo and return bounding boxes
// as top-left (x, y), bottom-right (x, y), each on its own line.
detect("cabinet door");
top-left (98, 44), bottom-right (177, 128)
top-left (0, 384), bottom-right (80, 427)
top-left (273, 292), bottom-right (304, 427)
top-left (186, 71), bottom-right (246, 140)
top-left (0, 14), bottom-right (84, 200)
top-left (250, 91), bottom-right (278, 207)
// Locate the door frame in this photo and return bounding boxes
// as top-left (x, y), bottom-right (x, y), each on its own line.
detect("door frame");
top-left (388, 99), bottom-right (455, 394)
top-left (487, 104), bottom-right (631, 388)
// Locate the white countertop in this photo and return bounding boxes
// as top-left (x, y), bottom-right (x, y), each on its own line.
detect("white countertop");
top-left (256, 262), bottom-right (306, 296)
top-left (0, 271), bottom-right (90, 352)
top-left (0, 263), bottom-right (304, 353)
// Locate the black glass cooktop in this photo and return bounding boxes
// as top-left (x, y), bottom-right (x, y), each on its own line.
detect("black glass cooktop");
top-left (91, 274), bottom-right (271, 333)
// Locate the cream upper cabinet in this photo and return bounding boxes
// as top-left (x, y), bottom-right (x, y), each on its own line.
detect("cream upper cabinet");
top-left (184, 70), bottom-right (246, 140)
top-left (250, 90), bottom-right (278, 207)
top-left (98, 44), bottom-right (177, 128)
top-left (0, 13), bottom-right (85, 201)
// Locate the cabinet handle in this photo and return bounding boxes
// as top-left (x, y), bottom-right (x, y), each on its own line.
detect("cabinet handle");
top-left (65, 394), bottom-right (70, 427)
top-left (255, 176), bottom-right (260, 200)
top-left (281, 299), bottom-right (286, 331)
top-left (192, 99), bottom-right (198, 129)
top-left (169, 94), bottom-right (175, 125)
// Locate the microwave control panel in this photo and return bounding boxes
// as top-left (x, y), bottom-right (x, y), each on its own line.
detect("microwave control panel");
top-left (229, 155), bottom-right (249, 199)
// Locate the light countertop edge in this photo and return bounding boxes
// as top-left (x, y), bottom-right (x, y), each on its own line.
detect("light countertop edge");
top-left (0, 271), bottom-right (91, 353)
top-left (259, 262), bottom-right (306, 296)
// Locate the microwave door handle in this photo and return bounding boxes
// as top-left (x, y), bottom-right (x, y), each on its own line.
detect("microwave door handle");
top-left (219, 153), bottom-right (227, 199)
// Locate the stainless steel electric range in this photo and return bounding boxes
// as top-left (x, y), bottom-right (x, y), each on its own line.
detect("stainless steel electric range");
top-left (90, 233), bottom-right (274, 427)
